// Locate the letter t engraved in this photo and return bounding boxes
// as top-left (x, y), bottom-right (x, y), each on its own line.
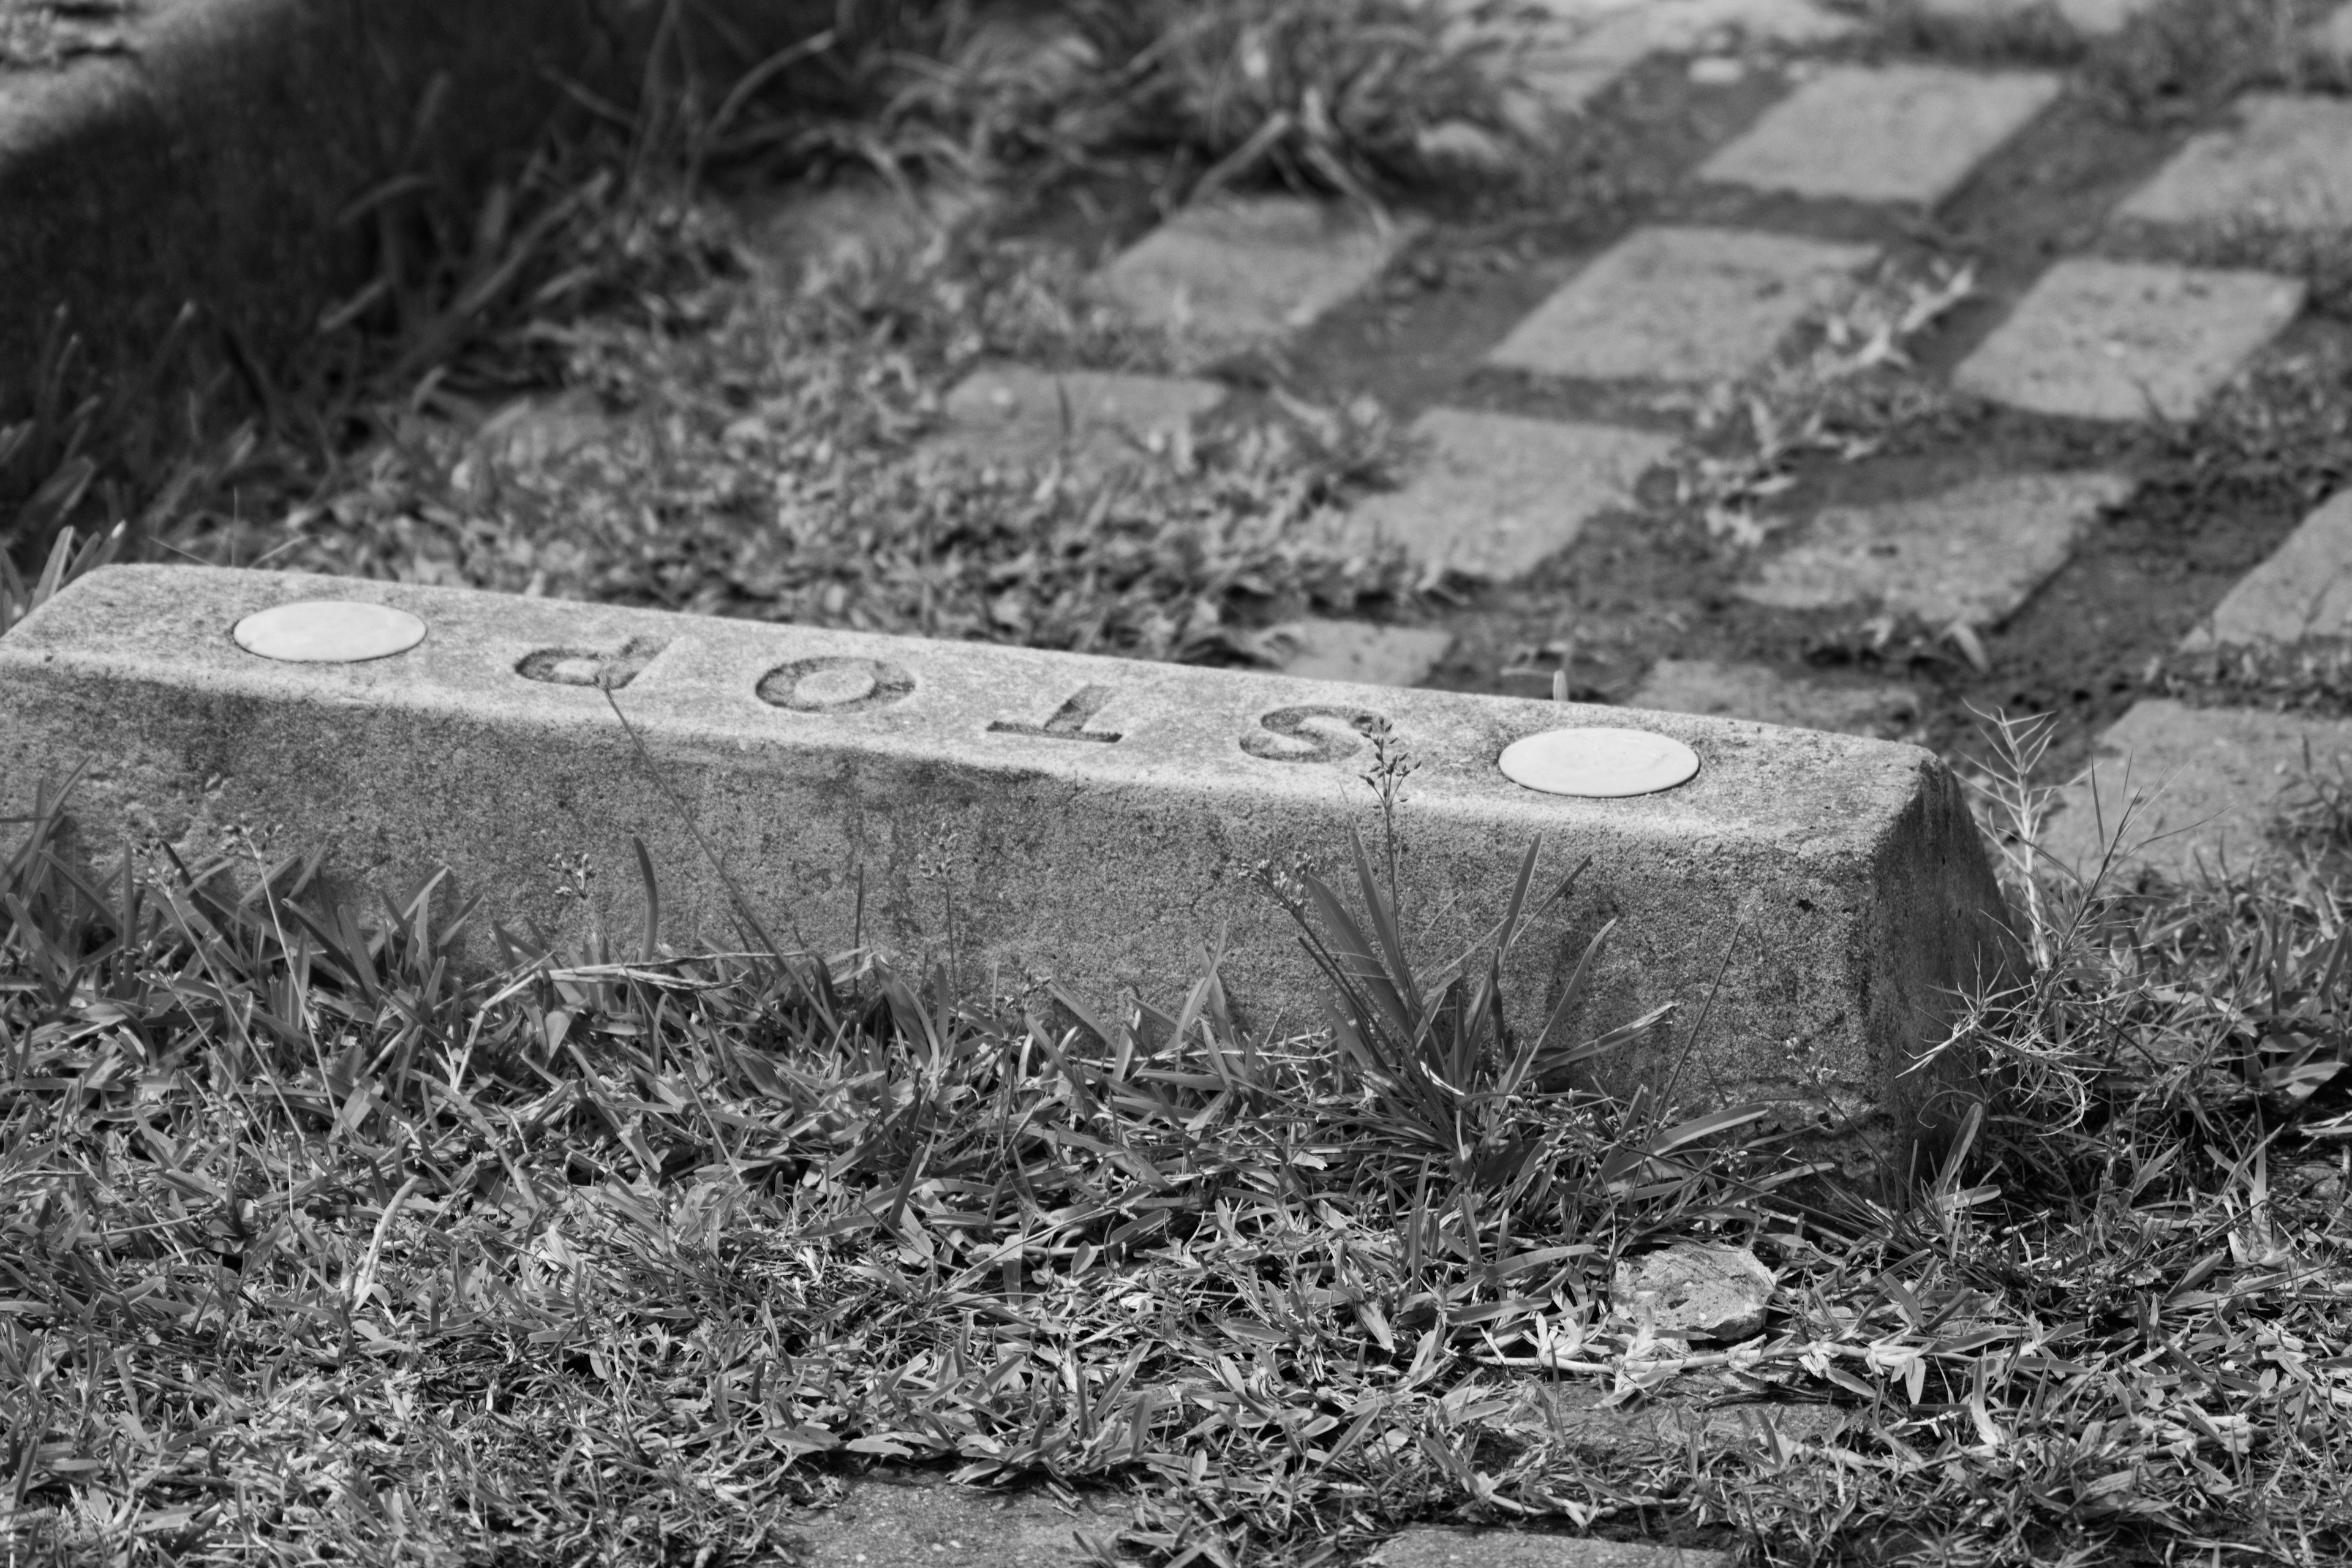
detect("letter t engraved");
top-left (988, 685), bottom-right (1122, 744)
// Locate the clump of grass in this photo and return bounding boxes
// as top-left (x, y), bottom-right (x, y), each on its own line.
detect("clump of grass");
top-left (16, 0), bottom-right (1452, 664)
top-left (775, 0), bottom-right (1526, 208)
top-left (6, 714), bottom-right (2352, 1565)
top-left (2158, 636), bottom-right (2352, 718)
top-left (2083, 0), bottom-right (2329, 124)
top-left (164, 221), bottom-right (1419, 661)
top-left (1838, 0), bottom-right (2092, 67)
top-left (0, 786), bottom-right (1772, 1564)
top-left (1847, 0), bottom-right (2347, 115)
top-left (1675, 256), bottom-right (1973, 550)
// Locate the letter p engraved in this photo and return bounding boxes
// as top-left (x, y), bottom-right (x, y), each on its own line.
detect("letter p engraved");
top-left (989, 685), bottom-right (1121, 744)
top-left (1242, 706), bottom-right (1385, 765)
top-left (516, 636), bottom-right (669, 690)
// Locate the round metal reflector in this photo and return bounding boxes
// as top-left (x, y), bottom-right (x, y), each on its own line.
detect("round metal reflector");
top-left (1498, 726), bottom-right (1699, 799)
top-left (232, 601), bottom-right (426, 664)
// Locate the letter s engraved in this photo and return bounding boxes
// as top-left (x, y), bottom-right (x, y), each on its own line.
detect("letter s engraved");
top-left (1242, 706), bottom-right (1385, 764)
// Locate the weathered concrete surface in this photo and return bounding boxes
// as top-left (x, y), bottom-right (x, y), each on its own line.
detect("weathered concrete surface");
top-left (1376, 1529), bottom-right (1732, 1568)
top-left (1951, 260), bottom-right (2304, 421)
top-left (1736, 472), bottom-right (2133, 628)
top-left (2184, 490), bottom-right (2352, 648)
top-left (1700, 64), bottom-right (2061, 206)
top-left (2040, 699), bottom-right (2352, 883)
top-left (2116, 95), bottom-right (2352, 235)
top-left (931, 366), bottom-right (1227, 471)
top-left (1095, 196), bottom-right (1420, 361)
top-left (0, 566), bottom-right (2019, 1175)
top-left (1345, 409), bottom-right (1678, 580)
top-left (1630, 659), bottom-right (1917, 738)
top-left (778, 1476), bottom-right (1111, 1567)
top-left (1486, 226), bottom-right (1877, 383)
top-left (1269, 619), bottom-right (1454, 687)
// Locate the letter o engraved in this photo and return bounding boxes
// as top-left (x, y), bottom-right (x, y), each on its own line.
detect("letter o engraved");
top-left (516, 636), bottom-right (668, 690)
top-left (1242, 706), bottom-right (1385, 765)
top-left (757, 656), bottom-right (915, 714)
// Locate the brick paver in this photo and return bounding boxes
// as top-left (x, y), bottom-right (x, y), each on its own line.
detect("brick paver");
top-left (1095, 197), bottom-right (1419, 360)
top-left (1630, 658), bottom-right (1917, 736)
top-left (1913, 0), bottom-right (2158, 33)
top-left (1951, 259), bottom-right (2305, 421)
top-left (2116, 95), bottom-right (2352, 235)
top-left (1345, 409), bottom-right (1676, 579)
top-left (2040, 700), bottom-right (2352, 883)
top-left (2322, 4), bottom-right (2352, 59)
top-left (1269, 619), bottom-right (1453, 687)
top-left (1737, 472), bottom-right (2132, 628)
top-left (1485, 226), bottom-right (1877, 383)
top-left (931, 365), bottom-right (1226, 470)
top-left (2185, 490), bottom-right (2352, 647)
top-left (1699, 64), bottom-right (2062, 206)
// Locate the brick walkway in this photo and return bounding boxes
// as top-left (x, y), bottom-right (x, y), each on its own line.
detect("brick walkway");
top-left (772, 0), bottom-right (2352, 880)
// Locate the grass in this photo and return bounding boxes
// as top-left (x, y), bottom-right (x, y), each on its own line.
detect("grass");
top-left (2, 717), bottom-right (2350, 1565)
top-left (164, 221), bottom-right (1419, 659)
top-left (781, 0), bottom-right (1526, 210)
top-left (1846, 0), bottom-right (2351, 112)
top-left (6, 0), bottom-right (1512, 663)
top-left (7, 6), bottom-right (2352, 1558)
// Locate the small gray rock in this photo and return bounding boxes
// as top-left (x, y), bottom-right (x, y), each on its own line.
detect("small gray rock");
top-left (1613, 1243), bottom-right (1775, 1341)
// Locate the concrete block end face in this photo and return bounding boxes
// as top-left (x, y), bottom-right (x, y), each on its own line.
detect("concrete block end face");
top-left (1861, 758), bottom-right (2021, 1189)
top-left (0, 566), bottom-right (2005, 1180)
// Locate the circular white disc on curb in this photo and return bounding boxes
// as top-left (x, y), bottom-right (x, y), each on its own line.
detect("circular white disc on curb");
top-left (1499, 726), bottom-right (1699, 799)
top-left (232, 601), bottom-right (426, 663)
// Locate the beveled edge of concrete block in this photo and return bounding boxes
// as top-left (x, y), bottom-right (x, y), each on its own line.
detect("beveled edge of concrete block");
top-left (0, 565), bottom-right (2021, 1183)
